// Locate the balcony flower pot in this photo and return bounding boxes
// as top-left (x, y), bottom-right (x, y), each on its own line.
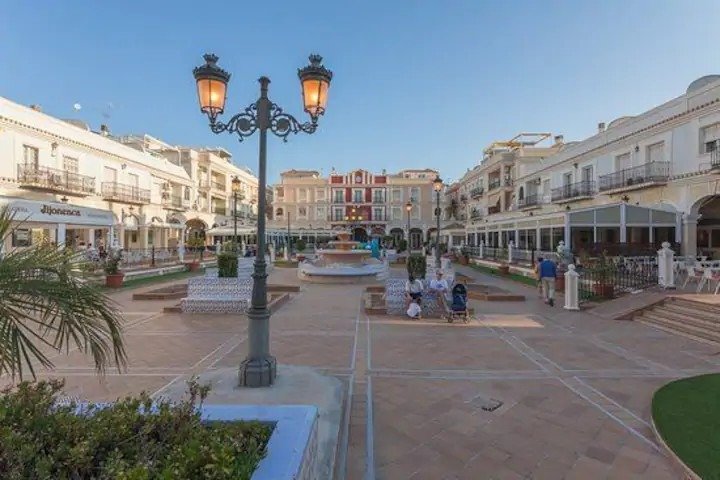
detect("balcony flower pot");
top-left (105, 272), bottom-right (124, 288)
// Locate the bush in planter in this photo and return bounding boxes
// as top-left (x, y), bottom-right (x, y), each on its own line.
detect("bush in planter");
top-left (397, 239), bottom-right (408, 253)
top-left (103, 248), bottom-right (122, 275)
top-left (407, 254), bottom-right (427, 279)
top-left (295, 238), bottom-right (307, 252)
top-left (0, 379), bottom-right (271, 479)
top-left (218, 253), bottom-right (239, 278)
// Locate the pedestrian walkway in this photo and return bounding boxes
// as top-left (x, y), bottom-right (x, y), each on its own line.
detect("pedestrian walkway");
top-left (10, 265), bottom-right (720, 478)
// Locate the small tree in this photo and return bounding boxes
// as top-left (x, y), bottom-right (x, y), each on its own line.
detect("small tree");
top-left (407, 254), bottom-right (427, 279)
top-left (295, 238), bottom-right (307, 252)
top-left (217, 253), bottom-right (238, 278)
top-left (103, 249), bottom-right (122, 275)
top-left (397, 239), bottom-right (408, 253)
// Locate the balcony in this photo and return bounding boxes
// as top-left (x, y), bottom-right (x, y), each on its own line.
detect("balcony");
top-left (488, 205), bottom-right (501, 215)
top-left (470, 187), bottom-right (484, 198)
top-left (518, 194), bottom-right (541, 209)
top-left (101, 182), bottom-right (150, 204)
top-left (489, 178), bottom-right (501, 191)
top-left (503, 177), bottom-right (513, 187)
top-left (470, 209), bottom-right (482, 220)
top-left (212, 180), bottom-right (226, 191)
top-left (211, 206), bottom-right (227, 216)
top-left (551, 180), bottom-right (595, 203)
top-left (712, 149), bottom-right (720, 170)
top-left (599, 161), bottom-right (670, 193)
top-left (162, 195), bottom-right (187, 211)
top-left (198, 178), bottom-right (211, 190)
top-left (17, 165), bottom-right (95, 196)
top-left (372, 197), bottom-right (386, 204)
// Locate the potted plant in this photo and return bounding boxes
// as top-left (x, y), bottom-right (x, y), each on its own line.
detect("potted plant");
top-left (592, 252), bottom-right (616, 299)
top-left (498, 247), bottom-right (510, 275)
top-left (104, 249), bottom-right (124, 288)
top-left (295, 238), bottom-right (307, 262)
top-left (185, 237), bottom-right (205, 271)
top-left (458, 246), bottom-right (469, 265)
top-left (407, 254), bottom-right (427, 280)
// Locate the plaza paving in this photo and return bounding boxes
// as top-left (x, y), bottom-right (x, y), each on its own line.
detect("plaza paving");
top-left (10, 265), bottom-right (720, 479)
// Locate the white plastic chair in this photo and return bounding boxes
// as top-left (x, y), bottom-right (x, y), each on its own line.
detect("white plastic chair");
top-left (683, 266), bottom-right (704, 291)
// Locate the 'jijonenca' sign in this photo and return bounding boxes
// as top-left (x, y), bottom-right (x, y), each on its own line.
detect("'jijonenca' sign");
top-left (40, 205), bottom-right (82, 217)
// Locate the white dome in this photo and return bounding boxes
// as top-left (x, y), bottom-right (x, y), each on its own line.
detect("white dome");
top-left (687, 75), bottom-right (720, 94)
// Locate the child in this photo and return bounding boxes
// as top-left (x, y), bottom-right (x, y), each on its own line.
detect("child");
top-left (406, 298), bottom-right (422, 320)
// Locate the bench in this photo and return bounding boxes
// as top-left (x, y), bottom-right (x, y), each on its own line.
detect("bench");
top-left (384, 278), bottom-right (446, 317)
top-left (181, 277), bottom-right (253, 314)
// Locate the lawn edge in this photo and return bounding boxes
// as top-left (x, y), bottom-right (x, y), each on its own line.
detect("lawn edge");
top-left (650, 397), bottom-right (702, 480)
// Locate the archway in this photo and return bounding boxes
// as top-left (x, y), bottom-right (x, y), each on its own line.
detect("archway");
top-left (693, 195), bottom-right (720, 257)
top-left (352, 227), bottom-right (368, 242)
top-left (409, 228), bottom-right (423, 251)
top-left (389, 227), bottom-right (404, 248)
top-left (185, 218), bottom-right (207, 245)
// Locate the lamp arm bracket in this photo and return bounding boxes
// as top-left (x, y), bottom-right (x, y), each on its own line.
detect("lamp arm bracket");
top-left (209, 103), bottom-right (259, 141)
top-left (268, 103), bottom-right (317, 142)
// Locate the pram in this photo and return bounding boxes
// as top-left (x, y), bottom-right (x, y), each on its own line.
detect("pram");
top-left (444, 283), bottom-right (469, 323)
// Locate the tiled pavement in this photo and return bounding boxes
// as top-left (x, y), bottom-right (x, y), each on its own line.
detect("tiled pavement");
top-left (7, 265), bottom-right (720, 478)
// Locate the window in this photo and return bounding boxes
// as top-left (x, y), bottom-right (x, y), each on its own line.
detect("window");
top-left (103, 166), bottom-right (117, 182)
top-left (616, 152), bottom-right (631, 171)
top-left (581, 166), bottom-right (593, 183)
top-left (373, 207), bottom-right (384, 221)
top-left (276, 207), bottom-right (284, 217)
top-left (391, 188), bottom-right (402, 202)
top-left (647, 142), bottom-right (664, 163)
top-left (184, 187), bottom-right (191, 201)
top-left (373, 189), bottom-right (384, 203)
top-left (542, 179), bottom-right (550, 199)
top-left (411, 205), bottom-right (420, 220)
top-left (333, 189), bottom-right (344, 203)
top-left (298, 206), bottom-right (307, 218)
top-left (11, 228), bottom-right (31, 247)
top-left (353, 189), bottom-right (363, 203)
top-left (315, 206), bottom-right (326, 220)
top-left (298, 188), bottom-right (307, 202)
top-left (128, 173), bottom-right (139, 188)
top-left (702, 123), bottom-right (720, 153)
top-left (410, 187), bottom-right (420, 202)
top-left (333, 207), bottom-right (344, 221)
top-left (23, 145), bottom-right (39, 167)
top-left (63, 156), bottom-right (78, 173)
top-left (563, 173), bottom-right (572, 186)
top-left (391, 206), bottom-right (402, 220)
top-left (276, 187), bottom-right (284, 198)
top-left (315, 188), bottom-right (325, 201)
top-left (148, 230), bottom-right (154, 246)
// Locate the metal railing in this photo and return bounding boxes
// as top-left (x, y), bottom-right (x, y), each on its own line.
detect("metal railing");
top-left (372, 197), bottom-right (386, 204)
top-left (101, 182), bottom-right (150, 204)
top-left (212, 206), bottom-right (227, 215)
top-left (163, 195), bottom-right (184, 209)
top-left (582, 242), bottom-right (681, 257)
top-left (518, 194), bottom-right (540, 208)
top-left (504, 177), bottom-right (513, 187)
top-left (488, 205), bottom-right (501, 215)
top-left (120, 247), bottom-right (181, 268)
top-left (470, 209), bottom-right (482, 220)
top-left (711, 149), bottom-right (720, 169)
top-left (551, 180), bottom-right (595, 202)
top-left (470, 187), bottom-right (484, 198)
top-left (17, 165), bottom-right (95, 195)
top-left (488, 178), bottom-right (501, 190)
top-left (578, 259), bottom-right (658, 302)
top-left (599, 161), bottom-right (670, 191)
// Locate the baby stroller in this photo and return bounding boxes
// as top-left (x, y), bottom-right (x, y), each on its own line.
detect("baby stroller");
top-left (445, 283), bottom-right (469, 323)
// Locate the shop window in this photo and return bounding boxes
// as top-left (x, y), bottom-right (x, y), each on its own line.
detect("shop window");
top-left (12, 228), bottom-right (31, 247)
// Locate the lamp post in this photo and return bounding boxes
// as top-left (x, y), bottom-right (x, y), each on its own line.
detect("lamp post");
top-left (433, 175), bottom-right (443, 268)
top-left (344, 206), bottom-right (363, 240)
top-left (405, 201), bottom-right (413, 250)
top-left (231, 176), bottom-right (241, 252)
top-left (286, 210), bottom-right (291, 260)
top-left (193, 53), bottom-right (332, 387)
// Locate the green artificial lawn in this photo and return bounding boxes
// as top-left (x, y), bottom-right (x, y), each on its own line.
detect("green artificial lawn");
top-left (101, 269), bottom-right (202, 291)
top-left (652, 374), bottom-right (720, 479)
top-left (468, 263), bottom-right (538, 287)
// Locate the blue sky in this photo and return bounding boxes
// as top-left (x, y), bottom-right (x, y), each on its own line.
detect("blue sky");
top-left (1, 1), bottom-right (719, 184)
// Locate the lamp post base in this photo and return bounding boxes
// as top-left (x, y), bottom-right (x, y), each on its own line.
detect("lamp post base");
top-left (238, 355), bottom-right (277, 387)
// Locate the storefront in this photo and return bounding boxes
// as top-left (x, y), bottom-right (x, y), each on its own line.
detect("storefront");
top-left (0, 197), bottom-right (114, 251)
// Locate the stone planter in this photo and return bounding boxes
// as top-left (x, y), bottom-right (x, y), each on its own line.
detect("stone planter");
top-left (186, 261), bottom-right (201, 272)
top-left (555, 274), bottom-right (565, 292)
top-left (105, 273), bottom-right (124, 288)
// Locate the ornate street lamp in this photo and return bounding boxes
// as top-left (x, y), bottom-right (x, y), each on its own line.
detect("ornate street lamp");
top-left (405, 201), bottom-right (413, 250)
top-left (345, 206), bottom-right (363, 240)
top-left (433, 175), bottom-right (443, 268)
top-left (231, 176), bottom-right (241, 251)
top-left (193, 53), bottom-right (333, 387)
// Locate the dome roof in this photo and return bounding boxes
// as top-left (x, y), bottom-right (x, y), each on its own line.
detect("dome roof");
top-left (687, 75), bottom-right (720, 94)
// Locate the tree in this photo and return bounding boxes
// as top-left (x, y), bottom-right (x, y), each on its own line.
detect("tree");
top-left (0, 207), bottom-right (127, 380)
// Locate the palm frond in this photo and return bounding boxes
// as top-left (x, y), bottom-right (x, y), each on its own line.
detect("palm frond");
top-left (0, 206), bottom-right (127, 380)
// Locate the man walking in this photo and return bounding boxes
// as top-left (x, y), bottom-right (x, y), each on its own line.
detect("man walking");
top-left (539, 257), bottom-right (558, 306)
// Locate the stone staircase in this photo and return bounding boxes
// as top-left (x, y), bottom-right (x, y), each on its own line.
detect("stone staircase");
top-left (635, 297), bottom-right (720, 345)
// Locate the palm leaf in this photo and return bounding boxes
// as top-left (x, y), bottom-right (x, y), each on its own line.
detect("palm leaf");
top-left (0, 206), bottom-right (127, 380)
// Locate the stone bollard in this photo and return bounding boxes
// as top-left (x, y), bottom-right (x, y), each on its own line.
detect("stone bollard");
top-left (564, 264), bottom-right (580, 311)
top-left (284, 244), bottom-right (290, 261)
top-left (657, 241), bottom-right (676, 289)
top-left (508, 241), bottom-right (514, 264)
top-left (479, 240), bottom-right (484, 259)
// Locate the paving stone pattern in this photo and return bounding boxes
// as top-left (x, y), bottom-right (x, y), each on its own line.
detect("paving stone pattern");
top-left (6, 265), bottom-right (719, 479)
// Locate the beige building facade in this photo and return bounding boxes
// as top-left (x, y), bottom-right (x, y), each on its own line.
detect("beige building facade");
top-left (0, 96), bottom-right (259, 252)
top-left (447, 75), bottom-right (720, 258)
top-left (269, 168), bottom-right (442, 250)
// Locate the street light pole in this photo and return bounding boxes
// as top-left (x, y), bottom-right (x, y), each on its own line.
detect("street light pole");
top-left (286, 210), bottom-right (291, 260)
top-left (193, 54), bottom-right (332, 387)
top-left (433, 176), bottom-right (444, 269)
top-left (405, 200), bottom-right (412, 251)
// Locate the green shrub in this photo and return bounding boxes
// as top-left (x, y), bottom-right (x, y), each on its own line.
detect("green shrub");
top-left (397, 239), bottom-right (408, 253)
top-left (295, 238), bottom-right (307, 252)
top-left (0, 379), bottom-right (271, 480)
top-left (103, 249), bottom-right (122, 275)
top-left (406, 254), bottom-right (427, 279)
top-left (218, 253), bottom-right (238, 278)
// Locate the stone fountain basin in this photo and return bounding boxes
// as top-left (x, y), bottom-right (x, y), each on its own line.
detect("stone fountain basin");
top-left (317, 249), bottom-right (372, 266)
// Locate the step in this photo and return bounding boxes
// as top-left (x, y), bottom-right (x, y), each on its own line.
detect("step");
top-left (660, 303), bottom-right (720, 326)
top-left (669, 297), bottom-right (720, 315)
top-left (649, 306), bottom-right (720, 334)
top-left (640, 311), bottom-right (720, 345)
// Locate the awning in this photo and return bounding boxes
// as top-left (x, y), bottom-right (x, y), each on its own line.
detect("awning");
top-left (207, 226), bottom-right (258, 236)
top-left (0, 197), bottom-right (114, 227)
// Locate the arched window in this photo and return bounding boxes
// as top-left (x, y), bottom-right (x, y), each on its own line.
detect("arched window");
top-left (276, 207), bottom-right (284, 216)
top-left (518, 186), bottom-right (524, 201)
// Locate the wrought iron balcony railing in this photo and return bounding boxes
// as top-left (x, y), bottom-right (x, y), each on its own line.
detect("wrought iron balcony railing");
top-left (518, 194), bottom-right (540, 208)
top-left (470, 209), bottom-right (483, 220)
top-left (212, 206), bottom-right (227, 215)
top-left (488, 178), bottom-right (501, 190)
top-left (599, 161), bottom-right (670, 192)
top-left (18, 165), bottom-right (95, 196)
top-left (470, 187), bottom-right (484, 198)
top-left (551, 180), bottom-right (595, 202)
top-left (712, 149), bottom-right (720, 169)
top-left (101, 182), bottom-right (150, 204)
top-left (212, 180), bottom-right (226, 191)
top-left (162, 195), bottom-right (185, 209)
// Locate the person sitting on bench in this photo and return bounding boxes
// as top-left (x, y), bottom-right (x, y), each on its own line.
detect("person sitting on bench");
top-left (404, 274), bottom-right (424, 308)
top-left (428, 270), bottom-right (450, 309)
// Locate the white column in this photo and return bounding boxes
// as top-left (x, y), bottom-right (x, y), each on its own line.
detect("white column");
top-left (507, 240), bottom-right (514, 263)
top-left (619, 203), bottom-right (627, 243)
top-left (140, 227), bottom-right (149, 249)
top-left (479, 240), bottom-right (484, 258)
top-left (56, 224), bottom-right (67, 249)
top-left (564, 264), bottom-right (580, 311)
top-left (658, 242), bottom-right (676, 289)
top-left (536, 226), bottom-right (541, 251)
top-left (682, 214), bottom-right (698, 257)
top-left (88, 228), bottom-right (96, 246)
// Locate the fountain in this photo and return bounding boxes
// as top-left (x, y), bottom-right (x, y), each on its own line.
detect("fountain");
top-left (298, 231), bottom-right (388, 284)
